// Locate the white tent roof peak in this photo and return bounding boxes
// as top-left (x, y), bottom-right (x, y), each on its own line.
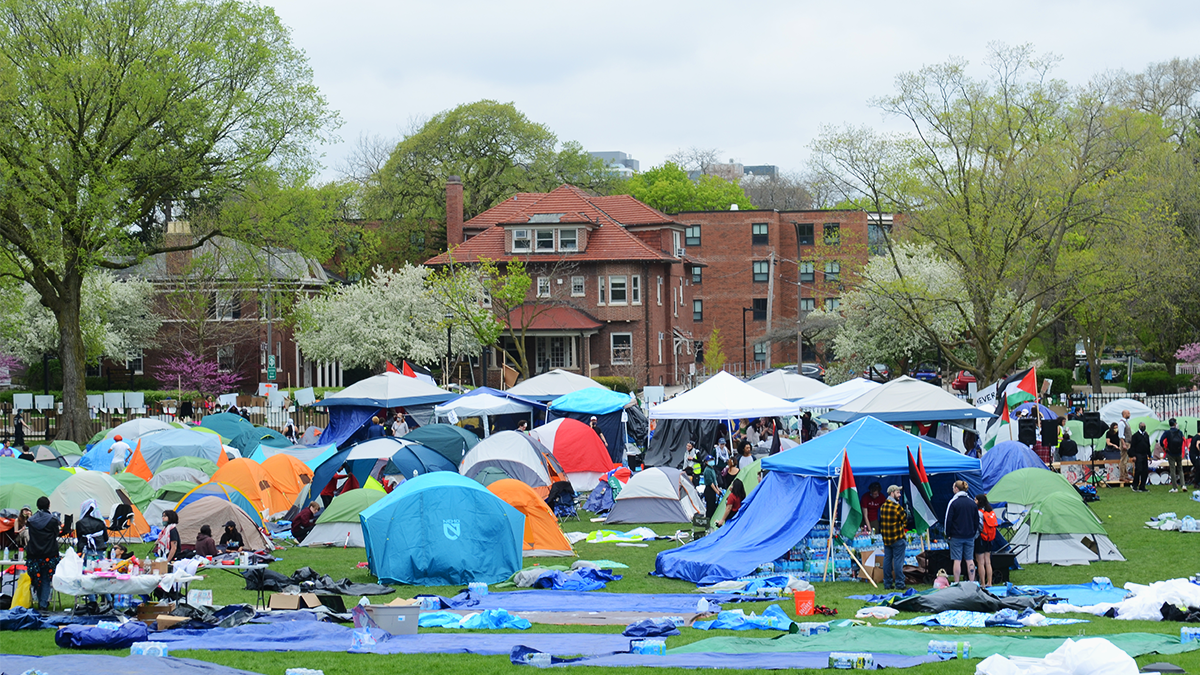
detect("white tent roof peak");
top-left (507, 369), bottom-right (605, 399)
top-left (319, 371), bottom-right (453, 408)
top-left (1098, 397), bottom-right (1157, 424)
top-left (795, 377), bottom-right (881, 409)
top-left (822, 376), bottom-right (995, 424)
top-left (747, 369), bottom-right (830, 401)
top-left (649, 371), bottom-right (798, 420)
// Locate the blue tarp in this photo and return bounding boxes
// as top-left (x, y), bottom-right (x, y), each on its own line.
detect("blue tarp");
top-left (623, 619), bottom-right (681, 637)
top-left (964, 440), bottom-right (1049, 495)
top-left (77, 438), bottom-right (121, 472)
top-left (655, 472), bottom-right (828, 584)
top-left (761, 417), bottom-right (981, 477)
top-left (528, 568), bottom-right (621, 591)
top-left (442, 590), bottom-right (744, 614)
top-left (510, 650), bottom-right (941, 670)
top-left (55, 621), bottom-right (149, 649)
top-left (548, 388), bottom-right (632, 416)
top-left (418, 609), bottom-right (531, 629)
top-left (990, 583), bottom-right (1129, 606)
top-left (585, 477), bottom-right (615, 513)
top-left (693, 605), bottom-right (795, 631)
top-left (320, 406), bottom-right (379, 450)
top-left (0, 654), bottom-right (265, 675)
top-left (360, 472), bottom-right (525, 585)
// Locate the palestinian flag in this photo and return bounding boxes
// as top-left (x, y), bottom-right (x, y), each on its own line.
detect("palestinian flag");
top-left (837, 451), bottom-right (863, 540)
top-left (983, 367), bottom-right (1037, 450)
top-left (907, 446), bottom-right (937, 535)
top-left (386, 361), bottom-right (402, 374)
top-left (1004, 367), bottom-right (1038, 411)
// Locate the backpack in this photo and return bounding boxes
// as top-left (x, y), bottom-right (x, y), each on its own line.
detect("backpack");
top-left (1164, 428), bottom-right (1184, 454)
top-left (980, 510), bottom-right (998, 542)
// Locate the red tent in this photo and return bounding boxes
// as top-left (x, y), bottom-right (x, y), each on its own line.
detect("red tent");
top-left (531, 417), bottom-right (615, 492)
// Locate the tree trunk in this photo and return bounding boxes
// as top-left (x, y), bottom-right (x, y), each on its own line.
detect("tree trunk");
top-left (54, 277), bottom-right (93, 443)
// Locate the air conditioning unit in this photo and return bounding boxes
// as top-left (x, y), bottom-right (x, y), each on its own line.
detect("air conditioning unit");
top-left (675, 247), bottom-right (685, 258)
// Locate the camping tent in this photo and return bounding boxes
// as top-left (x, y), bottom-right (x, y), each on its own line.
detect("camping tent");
top-left (228, 426), bottom-right (290, 455)
top-left (459, 431), bottom-right (565, 496)
top-left (401, 425), bottom-right (479, 465)
top-left (1098, 398), bottom-right (1157, 425)
top-left (301, 488), bottom-right (384, 547)
top-left (0, 457), bottom-right (71, 495)
top-left (112, 473), bottom-right (155, 510)
top-left (359, 472), bottom-right (525, 585)
top-left (104, 418), bottom-right (174, 441)
top-left (434, 387), bottom-right (545, 437)
top-left (137, 428), bottom-right (223, 472)
top-left (1007, 491), bottom-right (1125, 565)
top-left (260, 453), bottom-right (315, 514)
top-left (988, 468), bottom-right (1079, 507)
top-left (548, 388), bottom-right (635, 462)
top-left (487, 479), bottom-right (574, 557)
top-left (148, 467), bottom-right (209, 491)
top-left (29, 444), bottom-right (69, 467)
top-left (175, 482), bottom-right (264, 529)
top-left (48, 471), bottom-right (151, 539)
top-left (154, 481), bottom-right (200, 504)
top-left (48, 440), bottom-right (83, 459)
top-left (747, 370), bottom-right (830, 401)
top-left (176, 496), bottom-right (272, 551)
top-left (649, 371), bottom-right (798, 420)
top-left (199, 413), bottom-right (255, 441)
top-left (605, 467), bottom-right (702, 524)
top-left (761, 417), bottom-right (982, 477)
top-left (963, 441), bottom-right (1049, 495)
top-left (642, 418), bottom-right (726, 469)
top-left (158, 456), bottom-right (218, 476)
top-left (315, 372), bottom-right (455, 448)
top-left (794, 378), bottom-right (882, 410)
top-left (210, 458), bottom-right (286, 518)
top-left (822, 376), bottom-right (995, 424)
top-left (0, 483), bottom-right (48, 512)
top-left (531, 417), bottom-right (613, 492)
top-left (247, 443), bottom-right (339, 472)
top-left (507, 369), bottom-right (605, 401)
top-left (379, 440), bottom-right (459, 479)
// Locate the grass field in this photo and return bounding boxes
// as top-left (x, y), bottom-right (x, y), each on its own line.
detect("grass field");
top-left (4, 485), bottom-right (1199, 674)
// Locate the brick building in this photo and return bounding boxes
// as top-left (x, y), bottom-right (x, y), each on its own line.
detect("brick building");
top-left (426, 180), bottom-right (699, 388)
top-left (677, 208), bottom-right (893, 373)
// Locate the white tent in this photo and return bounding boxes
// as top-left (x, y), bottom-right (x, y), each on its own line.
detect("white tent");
top-left (507, 369), bottom-right (605, 400)
top-left (104, 418), bottom-right (173, 441)
top-left (1098, 398), bottom-right (1157, 425)
top-left (346, 437), bottom-right (419, 461)
top-left (605, 467), bottom-right (701, 524)
top-left (747, 370), bottom-right (830, 401)
top-left (795, 378), bottom-right (881, 409)
top-left (649, 371), bottom-right (798, 420)
top-left (459, 430), bottom-right (560, 490)
top-left (148, 466), bottom-right (209, 491)
top-left (319, 372), bottom-right (454, 408)
top-left (435, 389), bottom-right (538, 438)
top-left (822, 376), bottom-right (995, 424)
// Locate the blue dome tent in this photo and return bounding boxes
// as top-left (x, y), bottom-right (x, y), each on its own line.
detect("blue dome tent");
top-left (963, 440), bottom-right (1049, 495)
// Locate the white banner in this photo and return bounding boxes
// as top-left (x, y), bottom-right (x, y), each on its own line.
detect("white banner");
top-left (973, 381), bottom-right (999, 407)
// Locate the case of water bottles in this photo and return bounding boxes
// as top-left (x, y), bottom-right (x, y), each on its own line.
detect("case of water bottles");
top-left (285, 669), bottom-right (325, 675)
top-left (130, 641), bottom-right (170, 657)
top-left (928, 640), bottom-right (970, 659)
top-left (630, 638), bottom-right (666, 655)
top-left (1182, 627), bottom-right (1200, 644)
top-left (829, 652), bottom-right (874, 669)
top-left (795, 622), bottom-right (830, 637)
top-left (468, 582), bottom-right (488, 596)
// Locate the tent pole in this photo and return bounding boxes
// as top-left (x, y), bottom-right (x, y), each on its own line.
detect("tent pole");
top-left (825, 455), bottom-right (845, 582)
top-left (843, 540), bottom-right (878, 588)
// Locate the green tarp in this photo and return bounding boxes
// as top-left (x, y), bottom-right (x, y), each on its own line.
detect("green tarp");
top-left (671, 625), bottom-right (1200, 659)
top-left (0, 457), bottom-right (71, 495)
top-left (988, 467), bottom-right (1078, 505)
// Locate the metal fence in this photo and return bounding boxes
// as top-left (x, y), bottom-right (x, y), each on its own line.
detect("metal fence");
top-left (1075, 391), bottom-right (1200, 419)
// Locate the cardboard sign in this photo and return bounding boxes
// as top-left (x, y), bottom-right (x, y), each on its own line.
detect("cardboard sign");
top-left (125, 392), bottom-right (145, 410)
top-left (34, 395), bottom-right (54, 410)
top-left (294, 387), bottom-right (316, 407)
top-left (104, 392), bottom-right (125, 410)
top-left (268, 593), bottom-right (322, 610)
top-left (217, 393), bottom-right (238, 408)
top-left (187, 589), bottom-right (213, 607)
top-left (12, 393), bottom-right (33, 411)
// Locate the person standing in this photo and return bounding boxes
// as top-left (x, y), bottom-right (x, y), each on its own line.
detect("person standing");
top-left (282, 418), bottom-right (298, 443)
top-left (1190, 427), bottom-right (1200, 489)
top-left (27, 496), bottom-right (70, 611)
top-left (701, 455), bottom-right (720, 520)
top-left (391, 411), bottom-right (410, 437)
top-left (974, 495), bottom-right (997, 587)
top-left (109, 435), bottom-right (131, 473)
top-left (588, 416), bottom-right (607, 447)
top-left (365, 416), bottom-right (385, 439)
top-left (1129, 422), bottom-right (1151, 492)
top-left (1118, 410), bottom-right (1132, 483)
top-left (861, 482), bottom-right (887, 533)
top-left (878, 485), bottom-right (908, 591)
top-left (736, 439), bottom-right (755, 470)
top-left (155, 510), bottom-right (181, 563)
top-left (1161, 418), bottom-right (1186, 493)
top-left (944, 480), bottom-right (978, 583)
top-left (13, 411), bottom-right (25, 448)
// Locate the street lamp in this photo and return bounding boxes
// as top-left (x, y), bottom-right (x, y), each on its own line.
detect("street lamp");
top-left (444, 312), bottom-right (454, 387)
top-left (741, 307), bottom-right (754, 379)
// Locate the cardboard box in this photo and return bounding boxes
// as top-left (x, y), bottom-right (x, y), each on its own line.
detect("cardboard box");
top-left (268, 592), bottom-right (322, 610)
top-left (860, 551), bottom-right (885, 584)
top-left (136, 602), bottom-right (174, 625)
top-left (155, 615), bottom-right (191, 630)
top-left (150, 561), bottom-right (169, 575)
top-left (363, 604), bottom-right (419, 635)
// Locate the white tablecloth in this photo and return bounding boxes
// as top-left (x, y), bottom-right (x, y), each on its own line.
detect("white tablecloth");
top-left (52, 549), bottom-right (200, 596)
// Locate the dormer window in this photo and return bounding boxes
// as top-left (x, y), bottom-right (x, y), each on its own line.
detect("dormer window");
top-left (559, 228), bottom-right (577, 251)
top-left (512, 229), bottom-right (531, 252)
top-left (536, 229), bottom-right (555, 251)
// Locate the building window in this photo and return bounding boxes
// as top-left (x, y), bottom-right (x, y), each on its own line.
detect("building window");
top-left (754, 342), bottom-right (768, 362)
top-left (481, 289), bottom-right (492, 308)
top-left (536, 229), bottom-right (555, 251)
top-left (799, 261), bottom-right (814, 283)
top-left (752, 298), bottom-right (767, 321)
top-left (868, 220), bottom-right (891, 255)
top-left (800, 297), bottom-right (815, 311)
top-left (825, 297), bottom-right (841, 310)
top-left (823, 223), bottom-right (840, 246)
top-left (570, 276), bottom-right (585, 297)
top-left (752, 222), bottom-right (768, 245)
top-left (609, 276), bottom-right (628, 304)
top-left (752, 260), bottom-right (769, 283)
top-left (512, 229), bottom-right (531, 252)
top-left (685, 225), bottom-right (701, 246)
top-left (657, 276), bottom-right (663, 305)
top-left (598, 276), bottom-right (606, 305)
top-left (537, 276), bottom-right (550, 298)
top-left (126, 351), bottom-right (144, 375)
top-left (691, 266), bottom-right (702, 284)
top-left (611, 333), bottom-right (633, 365)
top-left (825, 261), bottom-right (840, 282)
top-left (797, 223), bottom-right (814, 246)
top-left (217, 346), bottom-right (235, 372)
top-left (631, 276), bottom-right (641, 305)
top-left (673, 230), bottom-right (682, 252)
top-left (536, 336), bottom-right (575, 369)
top-left (692, 299), bottom-right (703, 322)
top-left (559, 228), bottom-right (577, 251)
top-left (213, 292), bottom-right (240, 320)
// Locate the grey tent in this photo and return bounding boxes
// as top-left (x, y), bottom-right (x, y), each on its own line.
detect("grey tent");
top-left (605, 467), bottom-right (701, 524)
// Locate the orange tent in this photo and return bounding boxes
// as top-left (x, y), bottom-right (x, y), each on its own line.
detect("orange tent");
top-left (487, 479), bottom-right (574, 557)
top-left (260, 453), bottom-right (314, 514)
top-left (210, 458), bottom-right (285, 519)
top-left (125, 440), bottom-right (152, 481)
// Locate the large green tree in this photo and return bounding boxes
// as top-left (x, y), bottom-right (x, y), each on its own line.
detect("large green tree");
top-left (622, 162), bottom-right (754, 214)
top-left (0, 0), bottom-right (340, 441)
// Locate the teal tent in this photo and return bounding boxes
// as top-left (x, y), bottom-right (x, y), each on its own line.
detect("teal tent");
top-left (229, 426), bottom-right (290, 454)
top-left (199, 413), bottom-right (255, 440)
top-left (360, 472), bottom-right (524, 585)
top-left (401, 424), bottom-right (480, 464)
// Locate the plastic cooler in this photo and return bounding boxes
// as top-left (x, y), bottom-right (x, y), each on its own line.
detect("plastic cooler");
top-left (363, 605), bottom-right (419, 635)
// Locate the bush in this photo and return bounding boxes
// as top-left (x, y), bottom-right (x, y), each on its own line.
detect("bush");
top-left (1128, 371), bottom-right (1182, 395)
top-left (592, 376), bottom-right (637, 393)
top-left (1038, 369), bottom-right (1074, 397)
top-left (1133, 362), bottom-right (1166, 373)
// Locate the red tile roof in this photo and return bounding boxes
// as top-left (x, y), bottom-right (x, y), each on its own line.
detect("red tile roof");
top-left (427, 185), bottom-right (683, 265)
top-left (502, 304), bottom-right (603, 332)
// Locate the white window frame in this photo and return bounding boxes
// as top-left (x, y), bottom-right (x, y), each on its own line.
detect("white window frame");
top-left (754, 342), bottom-right (768, 362)
top-left (537, 276), bottom-right (551, 298)
top-left (799, 261), bottom-right (815, 283)
top-left (481, 289), bottom-right (492, 308)
top-left (535, 229), bottom-right (555, 251)
top-left (558, 228), bottom-right (577, 251)
top-left (825, 297), bottom-right (841, 310)
top-left (611, 333), bottom-right (633, 365)
top-left (692, 299), bottom-right (703, 322)
top-left (825, 260), bottom-right (840, 281)
top-left (598, 276), bottom-right (606, 305)
top-left (800, 297), bottom-right (816, 311)
top-left (570, 276), bottom-right (585, 297)
top-left (608, 275), bottom-right (628, 305)
top-left (631, 276), bottom-right (641, 305)
top-left (512, 229), bottom-right (531, 252)
top-left (214, 291), bottom-right (239, 321)
top-left (656, 276), bottom-right (663, 306)
top-left (753, 260), bottom-right (769, 282)
top-left (126, 350), bottom-right (144, 375)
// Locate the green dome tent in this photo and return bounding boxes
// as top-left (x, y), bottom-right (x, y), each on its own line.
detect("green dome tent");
top-left (112, 472), bottom-right (155, 510)
top-left (301, 488), bottom-right (385, 547)
top-left (0, 458), bottom-right (71, 495)
top-left (0, 483), bottom-right (48, 512)
top-left (157, 456), bottom-right (219, 476)
top-left (987, 468), bottom-right (1077, 505)
top-left (50, 440), bottom-right (83, 457)
top-left (1008, 490), bottom-right (1124, 565)
top-left (155, 481), bottom-right (200, 503)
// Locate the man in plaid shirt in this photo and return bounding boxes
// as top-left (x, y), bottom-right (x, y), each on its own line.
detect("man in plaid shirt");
top-left (878, 485), bottom-right (909, 590)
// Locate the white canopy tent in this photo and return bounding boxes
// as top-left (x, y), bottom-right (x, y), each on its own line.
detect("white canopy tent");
top-left (794, 377), bottom-right (881, 409)
top-left (434, 389), bottom-right (540, 438)
top-left (822, 376), bottom-right (994, 425)
top-left (319, 372), bottom-right (454, 408)
top-left (507, 369), bottom-right (605, 401)
top-left (649, 371), bottom-right (798, 420)
top-left (1098, 398), bottom-right (1157, 425)
top-left (747, 370), bottom-right (830, 401)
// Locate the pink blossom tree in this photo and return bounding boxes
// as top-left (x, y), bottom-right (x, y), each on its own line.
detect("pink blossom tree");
top-left (1177, 343), bottom-right (1200, 385)
top-left (151, 351), bottom-right (243, 397)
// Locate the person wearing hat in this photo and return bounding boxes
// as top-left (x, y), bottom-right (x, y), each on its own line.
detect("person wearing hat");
top-left (714, 436), bottom-right (730, 464)
top-left (588, 416), bottom-right (607, 446)
top-left (219, 520), bottom-right (244, 552)
top-left (109, 434), bottom-right (131, 473)
top-left (701, 454), bottom-right (721, 519)
top-left (878, 485), bottom-right (908, 590)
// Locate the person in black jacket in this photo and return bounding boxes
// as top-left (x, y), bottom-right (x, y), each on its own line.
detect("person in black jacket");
top-left (219, 520), bottom-right (244, 552)
top-left (74, 499), bottom-right (108, 557)
top-left (1162, 418), bottom-right (1186, 492)
top-left (944, 480), bottom-right (978, 583)
top-left (1129, 422), bottom-right (1151, 492)
top-left (27, 496), bottom-right (71, 611)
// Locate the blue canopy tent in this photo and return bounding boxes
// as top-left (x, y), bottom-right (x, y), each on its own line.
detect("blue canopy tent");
top-left (963, 440), bottom-right (1049, 495)
top-left (655, 416), bottom-right (981, 584)
top-left (315, 372), bottom-right (456, 448)
top-left (1010, 402), bottom-right (1059, 419)
top-left (434, 387), bottom-right (547, 437)
top-left (548, 388), bottom-right (634, 462)
top-left (360, 472), bottom-right (525, 585)
top-left (401, 424), bottom-right (480, 465)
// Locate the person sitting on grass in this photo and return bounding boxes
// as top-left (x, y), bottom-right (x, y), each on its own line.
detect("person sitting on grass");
top-left (291, 502), bottom-right (321, 543)
top-left (195, 524), bottom-right (218, 557)
top-left (220, 520), bottom-right (244, 552)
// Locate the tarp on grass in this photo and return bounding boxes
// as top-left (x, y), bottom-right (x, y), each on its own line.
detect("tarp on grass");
top-left (0, 654), bottom-right (265, 675)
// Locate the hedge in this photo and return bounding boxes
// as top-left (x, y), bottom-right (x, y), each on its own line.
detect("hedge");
top-left (1038, 369), bottom-right (1074, 397)
top-left (1, 386), bottom-right (345, 407)
top-left (1128, 371), bottom-right (1191, 396)
top-left (592, 376), bottom-right (637, 393)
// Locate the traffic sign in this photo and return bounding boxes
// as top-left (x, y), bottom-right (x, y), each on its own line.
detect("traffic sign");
top-left (267, 367), bottom-right (276, 381)
top-left (267, 355), bottom-right (276, 368)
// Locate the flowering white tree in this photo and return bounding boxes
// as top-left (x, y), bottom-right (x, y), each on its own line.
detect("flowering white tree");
top-left (0, 273), bottom-right (160, 365)
top-left (291, 265), bottom-right (484, 369)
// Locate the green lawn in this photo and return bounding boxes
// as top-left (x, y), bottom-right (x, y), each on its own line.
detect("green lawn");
top-left (4, 486), bottom-right (1199, 674)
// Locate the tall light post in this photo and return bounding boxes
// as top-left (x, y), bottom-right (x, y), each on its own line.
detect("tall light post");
top-left (741, 307), bottom-right (753, 379)
top-left (444, 312), bottom-right (454, 387)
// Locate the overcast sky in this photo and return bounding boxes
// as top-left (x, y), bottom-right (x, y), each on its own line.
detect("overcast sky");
top-left (261, 0), bottom-right (1200, 182)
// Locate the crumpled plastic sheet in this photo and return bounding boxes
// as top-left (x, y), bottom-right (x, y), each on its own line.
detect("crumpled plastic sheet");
top-left (576, 528), bottom-right (664, 543)
top-left (55, 620), bottom-right (150, 649)
top-left (976, 637), bottom-right (1139, 675)
top-left (622, 618), bottom-right (681, 637)
top-left (882, 610), bottom-right (1087, 628)
top-left (855, 606), bottom-right (899, 620)
top-left (0, 654), bottom-right (264, 675)
top-left (1042, 578), bottom-right (1200, 621)
top-left (510, 567), bottom-right (622, 591)
top-left (2, 607), bottom-right (58, 631)
top-left (692, 604), bottom-right (795, 631)
top-left (847, 588), bottom-right (918, 603)
top-left (508, 646), bottom-right (942, 670)
top-left (697, 575), bottom-right (813, 595)
top-left (417, 609), bottom-right (531, 630)
top-left (442, 590), bottom-right (744, 614)
top-left (572, 559), bottom-right (629, 570)
top-left (991, 582), bottom-right (1126, 607)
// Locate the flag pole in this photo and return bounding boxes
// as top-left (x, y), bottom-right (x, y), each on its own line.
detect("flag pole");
top-left (825, 449), bottom-right (846, 582)
top-left (843, 539), bottom-right (878, 588)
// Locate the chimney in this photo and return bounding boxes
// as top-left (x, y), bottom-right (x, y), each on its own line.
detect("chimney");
top-left (446, 176), bottom-right (464, 247)
top-left (165, 220), bottom-right (193, 276)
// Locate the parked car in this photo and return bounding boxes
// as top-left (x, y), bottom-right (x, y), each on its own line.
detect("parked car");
top-left (909, 363), bottom-right (941, 386)
top-left (864, 363), bottom-right (890, 382)
top-left (950, 370), bottom-right (977, 392)
top-left (801, 363), bottom-right (825, 382)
